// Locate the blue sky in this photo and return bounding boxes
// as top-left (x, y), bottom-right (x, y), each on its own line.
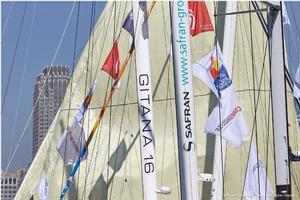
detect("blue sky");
top-left (2, 1), bottom-right (300, 173)
top-left (1, 2), bottom-right (106, 172)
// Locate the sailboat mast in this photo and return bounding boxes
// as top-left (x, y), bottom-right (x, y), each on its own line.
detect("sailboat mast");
top-left (132, 2), bottom-right (158, 200)
top-left (267, 1), bottom-right (291, 199)
top-left (211, 2), bottom-right (237, 200)
top-left (169, 1), bottom-right (199, 199)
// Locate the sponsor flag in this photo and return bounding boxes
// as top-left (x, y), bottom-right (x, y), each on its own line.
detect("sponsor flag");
top-left (282, 2), bottom-right (290, 26)
top-left (122, 10), bottom-right (134, 37)
top-left (193, 44), bottom-right (232, 98)
top-left (188, 1), bottom-right (214, 37)
top-left (243, 142), bottom-right (273, 199)
top-left (56, 82), bottom-right (96, 165)
top-left (204, 87), bottom-right (249, 148)
top-left (101, 41), bottom-right (120, 80)
top-left (193, 44), bottom-right (249, 147)
top-left (293, 65), bottom-right (300, 98)
top-left (36, 172), bottom-right (49, 200)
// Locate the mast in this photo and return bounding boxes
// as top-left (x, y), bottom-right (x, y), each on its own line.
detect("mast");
top-left (211, 2), bottom-right (237, 200)
top-left (132, 2), bottom-right (157, 200)
top-left (267, 1), bottom-right (291, 199)
top-left (169, 1), bottom-right (199, 199)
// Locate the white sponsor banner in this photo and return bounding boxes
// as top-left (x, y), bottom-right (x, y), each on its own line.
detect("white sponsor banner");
top-left (133, 2), bottom-right (157, 200)
top-left (170, 1), bottom-right (199, 199)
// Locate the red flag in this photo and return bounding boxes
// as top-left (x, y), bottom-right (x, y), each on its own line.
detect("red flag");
top-left (188, 1), bottom-right (214, 37)
top-left (101, 41), bottom-right (120, 80)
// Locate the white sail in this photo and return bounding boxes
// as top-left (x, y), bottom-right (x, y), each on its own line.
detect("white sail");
top-left (14, 2), bottom-right (300, 200)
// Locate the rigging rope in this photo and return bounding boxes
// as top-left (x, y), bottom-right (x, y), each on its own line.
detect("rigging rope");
top-left (1, 1), bottom-right (13, 42)
top-left (8, 2), bottom-right (37, 165)
top-left (76, 2), bottom-right (119, 198)
top-left (3, 1), bottom-right (77, 175)
top-left (2, 2), bottom-right (28, 113)
top-left (213, 2), bottom-right (225, 198)
top-left (249, 4), bottom-right (262, 199)
top-left (75, 2), bottom-right (96, 199)
top-left (239, 4), bottom-right (270, 197)
top-left (58, 2), bottom-right (83, 199)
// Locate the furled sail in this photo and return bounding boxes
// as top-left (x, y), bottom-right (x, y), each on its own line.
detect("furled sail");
top-left (15, 1), bottom-right (300, 200)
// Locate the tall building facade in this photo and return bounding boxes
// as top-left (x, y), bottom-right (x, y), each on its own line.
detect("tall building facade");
top-left (32, 65), bottom-right (70, 158)
top-left (1, 169), bottom-right (26, 200)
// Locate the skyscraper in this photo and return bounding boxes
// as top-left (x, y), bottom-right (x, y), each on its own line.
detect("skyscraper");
top-left (32, 65), bottom-right (70, 159)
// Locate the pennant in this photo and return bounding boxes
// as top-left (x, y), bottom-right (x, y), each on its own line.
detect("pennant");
top-left (204, 87), bottom-right (249, 148)
top-left (122, 10), bottom-right (134, 37)
top-left (56, 83), bottom-right (96, 165)
top-left (101, 41), bottom-right (120, 80)
top-left (243, 142), bottom-right (273, 199)
top-left (35, 172), bottom-right (49, 200)
top-left (282, 2), bottom-right (290, 26)
top-left (188, 1), bottom-right (214, 37)
top-left (193, 44), bottom-right (232, 98)
top-left (293, 64), bottom-right (300, 99)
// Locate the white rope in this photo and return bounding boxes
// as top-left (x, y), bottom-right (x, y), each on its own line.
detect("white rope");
top-left (4, 1), bottom-right (76, 175)
top-left (8, 2), bottom-right (37, 164)
top-left (1, 1), bottom-right (13, 42)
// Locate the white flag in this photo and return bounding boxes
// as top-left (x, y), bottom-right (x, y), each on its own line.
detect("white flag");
top-left (243, 142), bottom-right (273, 200)
top-left (204, 86), bottom-right (249, 148)
top-left (193, 44), bottom-right (232, 98)
top-left (193, 45), bottom-right (249, 147)
top-left (36, 172), bottom-right (49, 200)
top-left (282, 2), bottom-right (290, 26)
top-left (56, 82), bottom-right (95, 165)
top-left (56, 120), bottom-right (86, 165)
top-left (293, 65), bottom-right (300, 99)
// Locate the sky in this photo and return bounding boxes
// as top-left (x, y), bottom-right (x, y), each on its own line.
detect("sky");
top-left (1, 1), bottom-right (300, 174)
top-left (1, 1), bottom-right (106, 172)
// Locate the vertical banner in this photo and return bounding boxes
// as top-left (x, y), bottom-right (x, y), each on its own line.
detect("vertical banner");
top-left (132, 1), bottom-right (158, 200)
top-left (170, 1), bottom-right (199, 199)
